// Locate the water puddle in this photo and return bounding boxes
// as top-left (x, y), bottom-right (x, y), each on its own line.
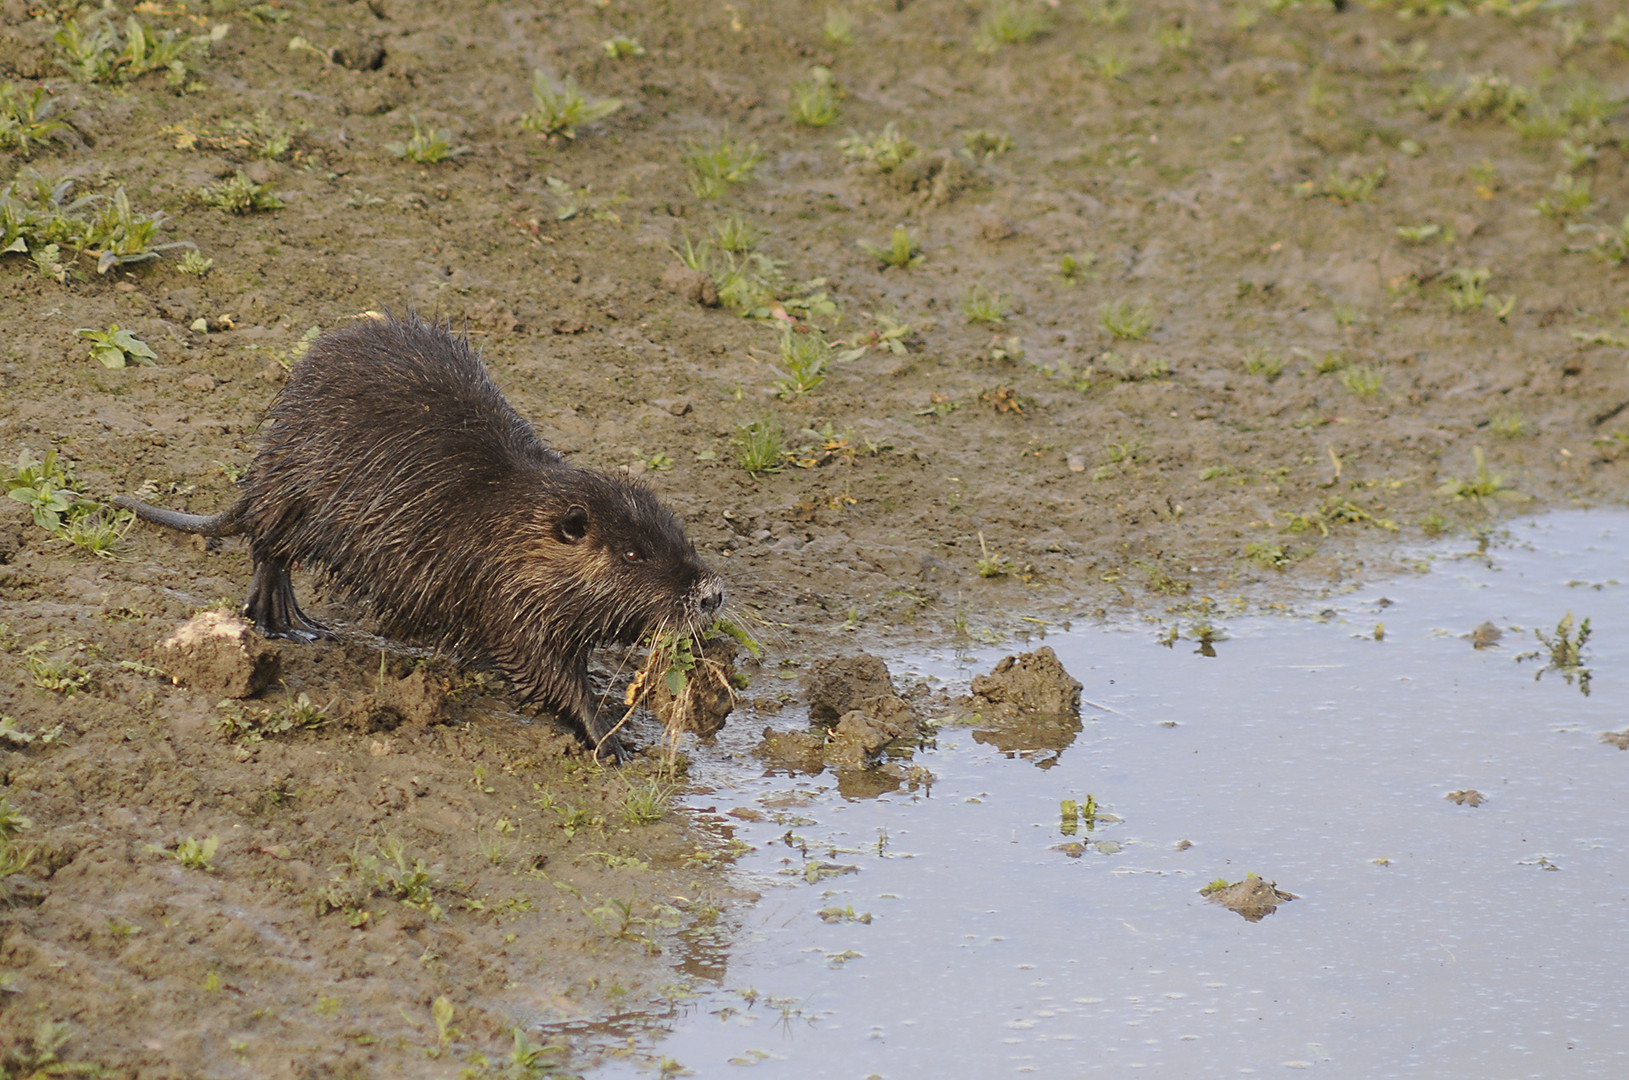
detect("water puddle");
top-left (589, 511), bottom-right (1629, 1076)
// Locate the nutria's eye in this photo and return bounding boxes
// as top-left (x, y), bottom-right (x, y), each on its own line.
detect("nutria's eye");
top-left (556, 505), bottom-right (590, 544)
top-left (623, 549), bottom-right (643, 563)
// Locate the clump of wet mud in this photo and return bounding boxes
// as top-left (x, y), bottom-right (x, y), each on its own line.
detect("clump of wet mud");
top-left (757, 652), bottom-right (923, 775)
top-left (648, 634), bottom-right (737, 738)
top-left (946, 647), bottom-right (1085, 767)
top-left (154, 611), bottom-right (280, 698)
top-left (1202, 876), bottom-right (1299, 923)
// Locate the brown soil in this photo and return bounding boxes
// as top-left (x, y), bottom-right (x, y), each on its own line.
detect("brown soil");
top-left (2, 0), bottom-right (1627, 1074)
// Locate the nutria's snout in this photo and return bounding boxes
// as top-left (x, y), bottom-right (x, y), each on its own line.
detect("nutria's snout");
top-left (697, 577), bottom-right (725, 617)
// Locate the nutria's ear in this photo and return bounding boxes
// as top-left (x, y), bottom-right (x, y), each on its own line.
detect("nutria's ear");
top-left (556, 504), bottom-right (590, 544)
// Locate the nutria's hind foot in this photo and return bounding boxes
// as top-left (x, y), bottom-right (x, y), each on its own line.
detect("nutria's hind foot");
top-left (595, 731), bottom-right (634, 765)
top-left (246, 557), bottom-right (331, 642)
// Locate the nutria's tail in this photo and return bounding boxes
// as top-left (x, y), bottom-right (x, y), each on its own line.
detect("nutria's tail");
top-left (113, 495), bottom-right (247, 537)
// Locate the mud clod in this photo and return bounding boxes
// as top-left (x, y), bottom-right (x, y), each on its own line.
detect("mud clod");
top-left (351, 664), bottom-right (452, 733)
top-left (829, 694), bottom-right (920, 769)
top-left (805, 653), bottom-right (898, 724)
top-left (1446, 789), bottom-right (1487, 807)
top-left (967, 646), bottom-right (1082, 718)
top-left (661, 265), bottom-right (719, 307)
top-left (155, 612), bottom-right (280, 699)
top-left (1202, 876), bottom-right (1298, 922)
top-left (651, 636), bottom-right (737, 737)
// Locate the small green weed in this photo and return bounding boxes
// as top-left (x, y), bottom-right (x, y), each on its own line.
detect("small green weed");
top-left (1529, 612), bottom-right (1591, 693)
top-left (733, 419), bottom-right (784, 477)
top-left (974, 1), bottom-right (1051, 51)
top-left (1319, 166), bottom-right (1385, 204)
top-left (823, 8), bottom-right (855, 46)
top-left (621, 777), bottom-right (675, 826)
top-left (1245, 542), bottom-right (1291, 570)
top-left (774, 328), bottom-right (832, 400)
top-left (1437, 446), bottom-right (1507, 501)
top-left (386, 117), bottom-right (469, 164)
top-left (524, 71), bottom-right (622, 140)
top-left (1445, 266), bottom-right (1490, 312)
top-left (177, 249), bottom-right (213, 276)
top-left (1089, 47), bottom-right (1129, 81)
top-left (960, 128), bottom-right (1013, 159)
top-left (1098, 351), bottom-right (1169, 382)
top-left (1154, 21), bottom-right (1194, 54)
top-left (1575, 214), bottom-right (1629, 265)
top-left (1489, 408), bottom-right (1528, 438)
top-left (1395, 223), bottom-right (1444, 245)
top-left (601, 34), bottom-right (645, 58)
top-left (683, 135), bottom-right (762, 199)
top-left (75, 325), bottom-right (156, 369)
top-left (1057, 251), bottom-right (1096, 284)
top-left (7, 448), bottom-right (133, 557)
top-left (711, 215), bottom-right (758, 253)
top-left (960, 284), bottom-right (1007, 325)
top-left (1339, 364), bottom-right (1385, 397)
top-left (1, 170), bottom-right (185, 274)
top-left (1535, 173), bottom-right (1591, 220)
top-left (165, 111), bottom-right (294, 160)
top-left (0, 83), bottom-right (67, 157)
top-left (1100, 299), bottom-right (1155, 340)
top-left (55, 10), bottom-right (214, 87)
top-left (789, 66), bottom-right (841, 127)
top-left (1242, 348), bottom-right (1285, 380)
top-left (198, 170), bottom-right (284, 214)
top-left (839, 123), bottom-right (915, 172)
top-left (975, 532), bottom-right (1015, 579)
top-left (859, 224), bottom-right (923, 269)
top-left (23, 641), bottom-right (91, 694)
top-left (171, 835), bottom-right (219, 871)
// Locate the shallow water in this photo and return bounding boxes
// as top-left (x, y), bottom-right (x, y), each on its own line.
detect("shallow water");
top-left (592, 511), bottom-right (1629, 1078)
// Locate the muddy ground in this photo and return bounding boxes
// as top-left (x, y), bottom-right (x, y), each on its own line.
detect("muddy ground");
top-left (0, 0), bottom-right (1626, 1074)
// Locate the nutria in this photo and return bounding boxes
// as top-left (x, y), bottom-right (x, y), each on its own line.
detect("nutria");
top-left (115, 314), bottom-right (725, 761)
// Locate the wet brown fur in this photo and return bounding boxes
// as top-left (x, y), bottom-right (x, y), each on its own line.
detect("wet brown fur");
top-left (116, 314), bottom-right (724, 760)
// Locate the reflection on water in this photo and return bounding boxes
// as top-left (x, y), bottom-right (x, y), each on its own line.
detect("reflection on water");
top-left (585, 512), bottom-right (1629, 1077)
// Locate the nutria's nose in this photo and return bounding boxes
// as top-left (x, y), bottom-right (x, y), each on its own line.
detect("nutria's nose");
top-left (699, 580), bottom-right (725, 615)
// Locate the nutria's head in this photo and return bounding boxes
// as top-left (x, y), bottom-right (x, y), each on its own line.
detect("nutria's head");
top-left (515, 470), bottom-right (724, 649)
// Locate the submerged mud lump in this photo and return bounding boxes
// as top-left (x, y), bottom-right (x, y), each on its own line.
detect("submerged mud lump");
top-left (115, 314), bottom-right (725, 761)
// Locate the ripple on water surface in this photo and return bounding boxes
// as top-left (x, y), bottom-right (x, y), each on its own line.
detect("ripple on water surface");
top-left (588, 511), bottom-right (1629, 1078)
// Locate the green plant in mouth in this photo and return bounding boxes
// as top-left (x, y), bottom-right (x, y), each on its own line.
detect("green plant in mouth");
top-left (733, 418), bottom-right (784, 477)
top-left (1100, 298), bottom-right (1154, 340)
top-left (198, 170), bottom-right (284, 214)
top-left (859, 224), bottom-right (922, 269)
top-left (789, 67), bottom-right (842, 128)
top-left (682, 135), bottom-right (762, 199)
top-left (523, 71), bottom-right (622, 140)
top-left (386, 117), bottom-right (469, 164)
top-left (0, 83), bottom-right (67, 157)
